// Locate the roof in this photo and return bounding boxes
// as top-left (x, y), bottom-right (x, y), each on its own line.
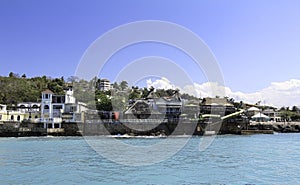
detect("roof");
top-left (100, 78), bottom-right (110, 82)
top-left (201, 98), bottom-right (234, 106)
top-left (248, 107), bottom-right (260, 111)
top-left (252, 113), bottom-right (270, 118)
top-left (42, 89), bottom-right (54, 94)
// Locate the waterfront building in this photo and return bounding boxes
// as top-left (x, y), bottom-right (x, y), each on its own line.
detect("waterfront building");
top-left (17, 102), bottom-right (40, 113)
top-left (200, 97), bottom-right (236, 116)
top-left (263, 108), bottom-right (282, 122)
top-left (181, 99), bottom-right (200, 119)
top-left (0, 104), bottom-right (25, 123)
top-left (251, 113), bottom-right (270, 122)
top-left (124, 89), bottom-right (182, 120)
top-left (98, 78), bottom-right (112, 91)
top-left (246, 106), bottom-right (261, 117)
top-left (17, 102), bottom-right (41, 121)
top-left (41, 87), bottom-right (88, 128)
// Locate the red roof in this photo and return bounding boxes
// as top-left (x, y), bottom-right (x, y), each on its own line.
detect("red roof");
top-left (42, 89), bottom-right (54, 94)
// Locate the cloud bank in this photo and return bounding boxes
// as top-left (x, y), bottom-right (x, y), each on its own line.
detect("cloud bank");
top-left (146, 78), bottom-right (300, 108)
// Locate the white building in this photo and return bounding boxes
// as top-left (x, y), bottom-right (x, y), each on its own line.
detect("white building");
top-left (246, 106), bottom-right (261, 117)
top-left (0, 104), bottom-right (25, 123)
top-left (17, 102), bottom-right (41, 121)
top-left (263, 108), bottom-right (282, 122)
top-left (98, 79), bottom-right (112, 91)
top-left (41, 87), bottom-right (88, 129)
top-left (17, 102), bottom-right (40, 113)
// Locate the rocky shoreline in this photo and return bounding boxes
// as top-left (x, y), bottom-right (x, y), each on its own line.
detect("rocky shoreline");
top-left (1, 120), bottom-right (300, 137)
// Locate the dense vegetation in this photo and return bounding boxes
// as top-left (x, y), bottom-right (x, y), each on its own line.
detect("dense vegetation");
top-left (0, 72), bottom-right (66, 106)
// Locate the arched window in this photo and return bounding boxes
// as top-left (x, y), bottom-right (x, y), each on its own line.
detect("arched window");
top-left (11, 115), bottom-right (14, 120)
top-left (17, 115), bottom-right (20, 121)
top-left (35, 115), bottom-right (38, 119)
top-left (32, 104), bottom-right (38, 109)
top-left (44, 105), bottom-right (49, 109)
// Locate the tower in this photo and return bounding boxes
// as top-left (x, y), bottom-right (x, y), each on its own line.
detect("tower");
top-left (41, 89), bottom-right (53, 128)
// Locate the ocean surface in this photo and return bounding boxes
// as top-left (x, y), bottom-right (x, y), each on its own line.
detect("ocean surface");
top-left (1, 133), bottom-right (300, 185)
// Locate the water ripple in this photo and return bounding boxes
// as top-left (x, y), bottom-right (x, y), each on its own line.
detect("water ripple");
top-left (1, 134), bottom-right (300, 184)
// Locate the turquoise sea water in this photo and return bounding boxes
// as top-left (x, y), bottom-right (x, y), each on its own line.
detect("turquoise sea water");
top-left (1, 134), bottom-right (300, 185)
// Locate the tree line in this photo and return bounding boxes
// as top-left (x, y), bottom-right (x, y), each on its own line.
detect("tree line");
top-left (0, 72), bottom-right (66, 107)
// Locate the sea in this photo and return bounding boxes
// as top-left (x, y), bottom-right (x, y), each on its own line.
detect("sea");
top-left (1, 133), bottom-right (300, 185)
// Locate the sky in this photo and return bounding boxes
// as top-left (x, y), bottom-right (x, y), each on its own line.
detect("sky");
top-left (1, 0), bottom-right (300, 107)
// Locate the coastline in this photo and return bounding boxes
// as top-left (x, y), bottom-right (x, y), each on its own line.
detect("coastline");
top-left (1, 120), bottom-right (300, 137)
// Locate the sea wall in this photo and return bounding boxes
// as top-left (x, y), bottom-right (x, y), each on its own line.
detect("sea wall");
top-left (2, 120), bottom-right (300, 137)
top-left (0, 122), bottom-right (46, 137)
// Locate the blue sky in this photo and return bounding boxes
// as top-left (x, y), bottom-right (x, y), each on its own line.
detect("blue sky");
top-left (1, 0), bottom-right (300, 95)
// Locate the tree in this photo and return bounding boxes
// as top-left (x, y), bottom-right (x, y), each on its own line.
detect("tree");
top-left (129, 87), bottom-right (141, 100)
top-left (67, 76), bottom-right (79, 83)
top-left (141, 87), bottom-right (150, 98)
top-left (166, 89), bottom-right (175, 96)
top-left (8, 72), bottom-right (19, 78)
top-left (111, 96), bottom-right (126, 111)
top-left (9, 72), bottom-right (14, 78)
top-left (120, 81), bottom-right (128, 90)
top-left (181, 93), bottom-right (198, 100)
top-left (292, 106), bottom-right (299, 112)
top-left (155, 89), bottom-right (168, 97)
top-left (112, 82), bottom-right (120, 90)
top-left (279, 107), bottom-right (292, 121)
top-left (95, 91), bottom-right (112, 111)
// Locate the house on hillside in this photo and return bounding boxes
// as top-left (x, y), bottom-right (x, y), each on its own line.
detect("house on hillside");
top-left (98, 79), bottom-right (112, 91)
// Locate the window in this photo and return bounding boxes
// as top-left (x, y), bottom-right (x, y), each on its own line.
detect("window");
top-left (45, 94), bottom-right (49, 99)
top-left (17, 115), bottom-right (20, 121)
top-left (11, 115), bottom-right (14, 120)
top-left (44, 105), bottom-right (49, 109)
top-left (0, 115), bottom-right (2, 120)
top-left (35, 115), bottom-right (38, 119)
top-left (53, 105), bottom-right (63, 109)
top-left (57, 97), bottom-right (61, 103)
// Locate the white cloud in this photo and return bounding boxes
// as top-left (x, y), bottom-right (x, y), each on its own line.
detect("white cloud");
top-left (146, 77), bottom-right (176, 90)
top-left (146, 78), bottom-right (300, 108)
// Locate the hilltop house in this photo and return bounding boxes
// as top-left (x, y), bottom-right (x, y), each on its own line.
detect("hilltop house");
top-left (98, 78), bottom-right (112, 91)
